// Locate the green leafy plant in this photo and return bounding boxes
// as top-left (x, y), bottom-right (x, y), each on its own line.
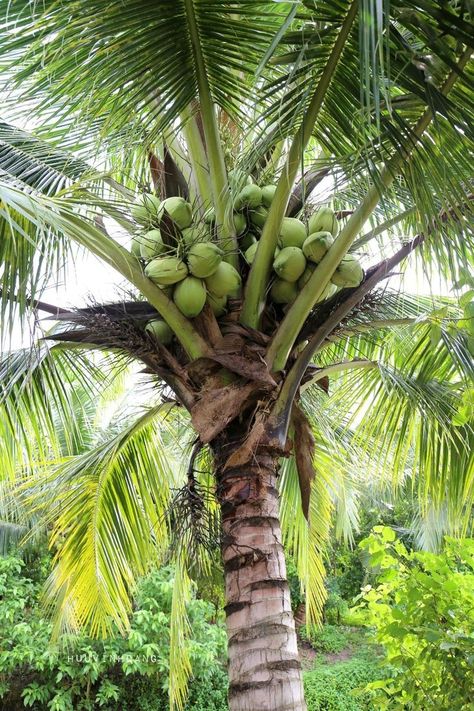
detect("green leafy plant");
top-left (0, 555), bottom-right (227, 711)
top-left (359, 527), bottom-right (474, 710)
top-left (299, 624), bottom-right (349, 654)
top-left (303, 657), bottom-right (381, 711)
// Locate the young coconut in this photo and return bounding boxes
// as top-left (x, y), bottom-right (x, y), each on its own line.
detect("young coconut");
top-left (145, 256), bottom-right (188, 285)
top-left (131, 237), bottom-right (142, 257)
top-left (303, 231), bottom-right (334, 263)
top-left (160, 196), bottom-right (193, 230)
top-left (331, 255), bottom-right (364, 287)
top-left (249, 206), bottom-right (268, 229)
top-left (205, 262), bottom-right (241, 297)
top-left (240, 232), bottom-right (257, 251)
top-left (173, 276), bottom-right (207, 318)
top-left (207, 292), bottom-right (228, 316)
top-left (145, 319), bottom-right (173, 345)
top-left (244, 241), bottom-right (258, 265)
top-left (131, 193), bottom-right (162, 226)
top-left (273, 247), bottom-right (307, 282)
top-left (262, 184), bottom-right (277, 208)
top-left (181, 225), bottom-right (209, 248)
top-left (139, 229), bottom-right (166, 260)
top-left (233, 212), bottom-right (247, 236)
top-left (270, 278), bottom-right (298, 304)
top-left (228, 169), bottom-right (253, 188)
top-left (278, 217), bottom-right (307, 248)
top-left (203, 207), bottom-right (215, 225)
top-left (308, 207), bottom-right (339, 237)
top-left (234, 184), bottom-right (262, 210)
top-left (187, 242), bottom-right (223, 278)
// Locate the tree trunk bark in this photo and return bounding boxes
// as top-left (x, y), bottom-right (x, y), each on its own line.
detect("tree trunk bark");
top-left (214, 437), bottom-right (307, 711)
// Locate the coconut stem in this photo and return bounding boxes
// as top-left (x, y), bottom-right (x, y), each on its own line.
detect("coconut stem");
top-left (4, 184), bottom-right (211, 361)
top-left (266, 47), bottom-right (472, 372)
top-left (240, 0), bottom-right (359, 328)
top-left (181, 104), bottom-right (213, 209)
top-left (183, 0), bottom-right (238, 267)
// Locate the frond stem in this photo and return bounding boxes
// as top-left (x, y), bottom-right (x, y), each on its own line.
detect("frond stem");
top-left (240, 0), bottom-right (359, 327)
top-left (183, 0), bottom-right (237, 266)
top-left (266, 46), bottom-right (472, 372)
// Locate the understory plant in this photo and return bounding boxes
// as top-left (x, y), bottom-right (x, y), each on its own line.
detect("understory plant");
top-left (359, 527), bottom-right (474, 710)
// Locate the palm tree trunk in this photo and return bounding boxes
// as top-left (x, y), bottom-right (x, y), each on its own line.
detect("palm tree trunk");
top-left (214, 434), bottom-right (307, 711)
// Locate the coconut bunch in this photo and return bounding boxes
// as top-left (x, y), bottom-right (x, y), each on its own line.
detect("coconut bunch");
top-left (227, 174), bottom-right (363, 306)
top-left (130, 177), bottom-right (364, 345)
top-left (130, 193), bottom-right (241, 343)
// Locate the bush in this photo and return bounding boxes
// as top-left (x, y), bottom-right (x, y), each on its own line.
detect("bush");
top-left (323, 590), bottom-right (349, 625)
top-left (359, 527), bottom-right (474, 710)
top-left (303, 657), bottom-right (382, 711)
top-left (0, 555), bottom-right (227, 710)
top-left (299, 624), bottom-right (349, 654)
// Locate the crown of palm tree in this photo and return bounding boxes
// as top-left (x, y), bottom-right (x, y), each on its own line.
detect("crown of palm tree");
top-left (0, 1), bottom-right (473, 708)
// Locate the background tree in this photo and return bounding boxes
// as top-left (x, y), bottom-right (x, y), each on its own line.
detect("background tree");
top-left (0, 1), bottom-right (473, 710)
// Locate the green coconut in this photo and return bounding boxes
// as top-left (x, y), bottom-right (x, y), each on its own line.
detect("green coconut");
top-left (308, 207), bottom-right (339, 237)
top-left (278, 217), bottom-right (307, 248)
top-left (205, 262), bottom-right (241, 297)
top-left (298, 264), bottom-right (316, 289)
top-left (207, 292), bottom-right (228, 316)
top-left (234, 184), bottom-right (262, 210)
top-left (145, 319), bottom-right (173, 345)
top-left (262, 185), bottom-right (277, 208)
top-left (303, 231), bottom-right (333, 263)
top-left (131, 237), bottom-right (142, 257)
top-left (181, 225), bottom-right (209, 248)
top-left (240, 232), bottom-right (257, 251)
top-left (244, 242), bottom-right (258, 265)
top-left (273, 247), bottom-right (306, 282)
top-left (249, 206), bottom-right (268, 229)
top-left (138, 229), bottom-right (166, 260)
top-left (270, 278), bottom-right (298, 304)
top-left (187, 242), bottom-right (223, 278)
top-left (131, 193), bottom-right (162, 226)
top-left (160, 196), bottom-right (193, 230)
top-left (317, 283), bottom-right (338, 302)
top-left (203, 207), bottom-right (215, 225)
top-left (331, 255), bottom-right (364, 287)
top-left (173, 276), bottom-right (207, 317)
top-left (233, 212), bottom-right (247, 236)
top-left (228, 169), bottom-right (253, 187)
top-left (145, 256), bottom-right (188, 285)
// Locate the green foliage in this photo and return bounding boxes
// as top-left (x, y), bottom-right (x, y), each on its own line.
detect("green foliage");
top-left (299, 624), bottom-right (349, 654)
top-left (360, 527), bottom-right (474, 710)
top-left (303, 657), bottom-right (382, 711)
top-left (0, 555), bottom-right (227, 711)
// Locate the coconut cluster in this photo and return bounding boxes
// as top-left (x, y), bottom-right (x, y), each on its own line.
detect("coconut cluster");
top-left (131, 193), bottom-right (241, 342)
top-left (131, 175), bottom-right (364, 344)
top-left (234, 180), bottom-right (363, 305)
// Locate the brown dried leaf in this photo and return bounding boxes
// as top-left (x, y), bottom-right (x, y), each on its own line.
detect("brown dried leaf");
top-left (209, 352), bottom-right (276, 385)
top-left (191, 382), bottom-right (258, 443)
top-left (292, 405), bottom-right (316, 520)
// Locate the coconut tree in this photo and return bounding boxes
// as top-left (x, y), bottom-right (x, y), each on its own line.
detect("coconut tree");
top-left (0, 1), bottom-right (473, 709)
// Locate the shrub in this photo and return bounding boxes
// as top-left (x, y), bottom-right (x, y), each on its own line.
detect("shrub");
top-left (359, 527), bottom-right (474, 710)
top-left (303, 657), bottom-right (382, 711)
top-left (299, 624), bottom-right (348, 654)
top-left (0, 555), bottom-right (227, 710)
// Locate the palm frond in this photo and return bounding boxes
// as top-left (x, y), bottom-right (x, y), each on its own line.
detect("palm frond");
top-left (17, 405), bottom-right (181, 637)
top-left (0, 1), bottom-right (284, 148)
top-left (0, 344), bottom-right (108, 476)
top-left (320, 321), bottom-right (473, 527)
top-left (0, 119), bottom-right (96, 194)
